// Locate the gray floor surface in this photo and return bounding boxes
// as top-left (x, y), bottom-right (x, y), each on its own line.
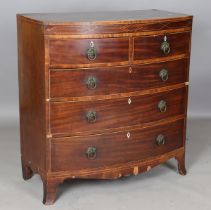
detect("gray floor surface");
top-left (0, 118), bottom-right (210, 210)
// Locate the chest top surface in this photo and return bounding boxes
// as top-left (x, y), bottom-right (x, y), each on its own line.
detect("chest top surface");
top-left (18, 9), bottom-right (192, 24)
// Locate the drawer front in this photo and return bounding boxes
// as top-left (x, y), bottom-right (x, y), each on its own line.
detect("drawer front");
top-left (50, 87), bottom-right (186, 135)
top-left (49, 38), bottom-right (129, 68)
top-left (50, 59), bottom-right (188, 98)
top-left (134, 32), bottom-right (191, 61)
top-left (51, 119), bottom-right (184, 172)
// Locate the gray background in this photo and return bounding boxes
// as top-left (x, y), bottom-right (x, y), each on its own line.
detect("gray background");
top-left (0, 0), bottom-right (210, 122)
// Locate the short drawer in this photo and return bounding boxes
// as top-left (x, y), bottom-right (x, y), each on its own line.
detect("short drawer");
top-left (49, 38), bottom-right (129, 68)
top-left (50, 87), bottom-right (186, 136)
top-left (134, 32), bottom-right (191, 61)
top-left (50, 58), bottom-right (188, 98)
top-left (51, 119), bottom-right (184, 172)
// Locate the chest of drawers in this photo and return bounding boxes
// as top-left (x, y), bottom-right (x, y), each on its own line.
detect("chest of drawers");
top-left (17, 10), bottom-right (193, 205)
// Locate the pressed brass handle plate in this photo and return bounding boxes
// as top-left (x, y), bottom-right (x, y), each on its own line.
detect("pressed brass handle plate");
top-left (86, 111), bottom-right (97, 123)
top-left (86, 76), bottom-right (97, 89)
top-left (87, 41), bottom-right (97, 60)
top-left (86, 147), bottom-right (97, 159)
top-left (156, 134), bottom-right (165, 145)
top-left (159, 69), bottom-right (168, 81)
top-left (158, 100), bottom-right (167, 112)
top-left (161, 36), bottom-right (171, 55)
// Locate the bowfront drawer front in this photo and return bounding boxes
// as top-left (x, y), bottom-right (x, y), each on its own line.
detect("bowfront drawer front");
top-left (50, 87), bottom-right (186, 135)
top-left (49, 38), bottom-right (129, 68)
top-left (134, 32), bottom-right (191, 61)
top-left (51, 119), bottom-right (184, 172)
top-left (50, 58), bottom-right (188, 98)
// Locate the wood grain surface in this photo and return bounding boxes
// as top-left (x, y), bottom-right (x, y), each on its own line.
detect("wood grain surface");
top-left (44, 20), bottom-right (192, 35)
top-left (50, 58), bottom-right (189, 98)
top-left (49, 38), bottom-right (129, 68)
top-left (50, 87), bottom-right (187, 136)
top-left (134, 32), bottom-right (191, 60)
top-left (17, 16), bottom-right (47, 176)
top-left (51, 119), bottom-right (184, 172)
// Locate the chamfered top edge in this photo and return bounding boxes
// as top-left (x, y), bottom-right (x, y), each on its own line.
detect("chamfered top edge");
top-left (17, 9), bottom-right (193, 25)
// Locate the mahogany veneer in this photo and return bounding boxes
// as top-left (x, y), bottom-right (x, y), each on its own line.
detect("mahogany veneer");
top-left (134, 32), bottom-right (191, 60)
top-left (50, 59), bottom-right (189, 98)
top-left (17, 10), bottom-right (193, 205)
top-left (50, 87), bottom-right (186, 136)
top-left (49, 38), bottom-right (129, 67)
top-left (51, 119), bottom-right (184, 172)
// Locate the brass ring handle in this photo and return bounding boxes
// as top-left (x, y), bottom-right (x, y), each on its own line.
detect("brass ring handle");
top-left (86, 147), bottom-right (97, 159)
top-left (158, 100), bottom-right (167, 113)
top-left (86, 111), bottom-right (97, 123)
top-left (161, 41), bottom-right (171, 55)
top-left (87, 41), bottom-right (97, 60)
top-left (86, 76), bottom-right (97, 89)
top-left (156, 134), bottom-right (165, 145)
top-left (159, 69), bottom-right (169, 81)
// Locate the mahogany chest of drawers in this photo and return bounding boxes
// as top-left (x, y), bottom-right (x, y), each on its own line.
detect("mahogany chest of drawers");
top-left (17, 10), bottom-right (193, 205)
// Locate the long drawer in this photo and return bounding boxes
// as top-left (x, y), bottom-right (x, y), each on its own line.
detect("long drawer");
top-left (50, 87), bottom-right (186, 136)
top-left (51, 119), bottom-right (184, 172)
top-left (50, 58), bottom-right (189, 99)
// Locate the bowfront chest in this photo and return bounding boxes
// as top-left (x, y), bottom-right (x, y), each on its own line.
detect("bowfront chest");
top-left (17, 10), bottom-right (193, 205)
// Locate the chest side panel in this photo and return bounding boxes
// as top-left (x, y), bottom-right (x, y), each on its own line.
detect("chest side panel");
top-left (17, 16), bottom-right (47, 173)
